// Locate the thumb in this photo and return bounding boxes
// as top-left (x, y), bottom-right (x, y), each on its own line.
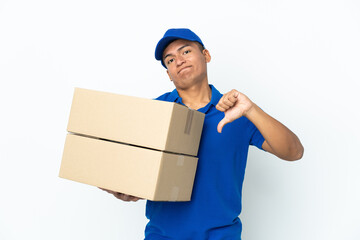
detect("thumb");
top-left (217, 117), bottom-right (230, 133)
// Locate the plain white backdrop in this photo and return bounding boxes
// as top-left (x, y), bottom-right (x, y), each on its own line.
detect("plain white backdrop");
top-left (0, 0), bottom-right (359, 239)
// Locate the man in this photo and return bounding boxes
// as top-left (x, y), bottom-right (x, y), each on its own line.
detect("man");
top-left (104, 28), bottom-right (304, 239)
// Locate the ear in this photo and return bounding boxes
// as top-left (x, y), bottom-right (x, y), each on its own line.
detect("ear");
top-left (166, 70), bottom-right (173, 81)
top-left (203, 49), bottom-right (211, 63)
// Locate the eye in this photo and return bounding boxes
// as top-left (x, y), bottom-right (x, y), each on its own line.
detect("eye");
top-left (167, 58), bottom-right (174, 65)
top-left (183, 50), bottom-right (191, 55)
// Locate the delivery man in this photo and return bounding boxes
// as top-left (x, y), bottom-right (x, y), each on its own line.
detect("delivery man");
top-left (102, 28), bottom-right (304, 240)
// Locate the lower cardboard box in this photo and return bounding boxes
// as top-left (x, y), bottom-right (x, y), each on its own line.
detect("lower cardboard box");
top-left (59, 134), bottom-right (198, 201)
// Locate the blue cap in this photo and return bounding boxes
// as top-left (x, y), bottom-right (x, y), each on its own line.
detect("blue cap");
top-left (155, 28), bottom-right (205, 68)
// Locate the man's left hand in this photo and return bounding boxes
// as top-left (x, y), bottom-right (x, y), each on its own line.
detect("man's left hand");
top-left (216, 89), bottom-right (254, 133)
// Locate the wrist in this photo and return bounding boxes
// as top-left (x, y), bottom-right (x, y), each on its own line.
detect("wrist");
top-left (244, 102), bottom-right (258, 119)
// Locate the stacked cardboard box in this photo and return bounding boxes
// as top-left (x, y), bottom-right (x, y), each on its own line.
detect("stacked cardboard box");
top-left (59, 88), bottom-right (205, 201)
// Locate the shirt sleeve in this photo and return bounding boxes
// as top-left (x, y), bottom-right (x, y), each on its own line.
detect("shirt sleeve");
top-left (248, 120), bottom-right (265, 150)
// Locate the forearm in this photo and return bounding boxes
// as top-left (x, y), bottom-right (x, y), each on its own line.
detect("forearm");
top-left (245, 104), bottom-right (304, 161)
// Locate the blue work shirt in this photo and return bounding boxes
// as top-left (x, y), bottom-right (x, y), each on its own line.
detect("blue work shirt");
top-left (145, 85), bottom-right (265, 240)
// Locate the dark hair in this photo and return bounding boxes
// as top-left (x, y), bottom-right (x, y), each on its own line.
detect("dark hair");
top-left (195, 41), bottom-right (205, 52)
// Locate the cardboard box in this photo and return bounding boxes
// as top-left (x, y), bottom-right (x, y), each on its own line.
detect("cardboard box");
top-left (67, 88), bottom-right (205, 156)
top-left (60, 134), bottom-right (198, 201)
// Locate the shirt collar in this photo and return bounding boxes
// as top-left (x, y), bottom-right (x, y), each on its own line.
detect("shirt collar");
top-left (167, 88), bottom-right (181, 103)
top-left (168, 84), bottom-right (222, 113)
top-left (208, 84), bottom-right (222, 107)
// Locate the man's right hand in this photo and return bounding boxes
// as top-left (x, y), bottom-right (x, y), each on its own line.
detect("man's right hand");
top-left (99, 188), bottom-right (143, 202)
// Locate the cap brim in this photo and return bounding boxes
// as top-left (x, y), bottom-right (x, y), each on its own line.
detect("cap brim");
top-left (155, 36), bottom-right (179, 61)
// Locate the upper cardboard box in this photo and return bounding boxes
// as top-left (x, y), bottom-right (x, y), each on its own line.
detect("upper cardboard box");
top-left (67, 88), bottom-right (205, 156)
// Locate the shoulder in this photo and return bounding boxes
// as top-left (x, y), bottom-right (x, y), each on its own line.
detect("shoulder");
top-left (154, 88), bottom-right (179, 102)
top-left (154, 92), bottom-right (172, 101)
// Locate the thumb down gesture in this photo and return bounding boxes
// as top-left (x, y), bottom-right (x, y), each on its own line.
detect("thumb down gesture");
top-left (216, 89), bottom-right (254, 133)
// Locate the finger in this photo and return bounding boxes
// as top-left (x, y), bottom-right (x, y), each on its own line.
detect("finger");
top-left (217, 117), bottom-right (229, 133)
top-left (120, 193), bottom-right (140, 202)
top-left (129, 194), bottom-right (142, 200)
top-left (222, 97), bottom-right (235, 108)
top-left (216, 95), bottom-right (226, 109)
top-left (113, 192), bottom-right (128, 201)
top-left (129, 196), bottom-right (141, 202)
top-left (222, 91), bottom-right (238, 108)
top-left (228, 91), bottom-right (239, 103)
top-left (126, 195), bottom-right (138, 201)
top-left (216, 100), bottom-right (231, 110)
top-left (216, 104), bottom-right (226, 112)
top-left (122, 194), bottom-right (134, 201)
top-left (112, 192), bottom-right (122, 199)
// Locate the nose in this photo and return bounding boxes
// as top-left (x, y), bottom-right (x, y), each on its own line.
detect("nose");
top-left (176, 55), bottom-right (185, 66)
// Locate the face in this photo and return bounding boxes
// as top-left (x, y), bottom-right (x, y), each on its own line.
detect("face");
top-left (163, 39), bottom-right (211, 90)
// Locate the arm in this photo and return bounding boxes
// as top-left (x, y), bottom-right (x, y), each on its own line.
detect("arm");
top-left (216, 89), bottom-right (304, 161)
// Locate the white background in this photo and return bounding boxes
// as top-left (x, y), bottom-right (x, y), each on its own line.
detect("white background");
top-left (0, 0), bottom-right (359, 239)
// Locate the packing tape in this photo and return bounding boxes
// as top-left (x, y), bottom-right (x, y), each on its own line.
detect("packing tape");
top-left (177, 155), bottom-right (185, 166)
top-left (184, 109), bottom-right (194, 135)
top-left (170, 186), bottom-right (180, 201)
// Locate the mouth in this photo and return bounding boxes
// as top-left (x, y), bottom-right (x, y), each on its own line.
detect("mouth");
top-left (178, 66), bottom-right (191, 74)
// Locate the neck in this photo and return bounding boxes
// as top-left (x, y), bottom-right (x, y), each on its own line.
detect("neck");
top-left (177, 81), bottom-right (212, 110)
